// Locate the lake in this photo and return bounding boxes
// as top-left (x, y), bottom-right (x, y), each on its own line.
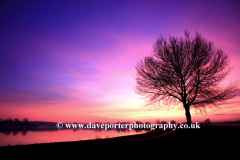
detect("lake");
top-left (0, 129), bottom-right (148, 147)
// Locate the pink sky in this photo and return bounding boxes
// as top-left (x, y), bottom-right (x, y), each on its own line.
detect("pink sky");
top-left (0, 0), bottom-right (240, 124)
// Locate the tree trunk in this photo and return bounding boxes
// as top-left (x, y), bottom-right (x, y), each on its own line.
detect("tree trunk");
top-left (184, 105), bottom-right (192, 128)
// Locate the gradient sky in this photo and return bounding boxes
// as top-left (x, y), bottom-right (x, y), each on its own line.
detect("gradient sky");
top-left (1, 0), bottom-right (240, 124)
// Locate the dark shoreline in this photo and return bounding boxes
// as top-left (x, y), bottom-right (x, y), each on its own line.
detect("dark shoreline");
top-left (1, 124), bottom-right (240, 154)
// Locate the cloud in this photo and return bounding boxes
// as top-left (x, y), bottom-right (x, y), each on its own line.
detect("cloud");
top-left (0, 89), bottom-right (72, 104)
top-left (213, 113), bottom-right (240, 116)
top-left (213, 114), bottom-right (226, 116)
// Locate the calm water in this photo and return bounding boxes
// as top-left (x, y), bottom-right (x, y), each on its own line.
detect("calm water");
top-left (0, 129), bottom-right (147, 147)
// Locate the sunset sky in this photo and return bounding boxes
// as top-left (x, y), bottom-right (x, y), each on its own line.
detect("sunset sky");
top-left (1, 0), bottom-right (240, 124)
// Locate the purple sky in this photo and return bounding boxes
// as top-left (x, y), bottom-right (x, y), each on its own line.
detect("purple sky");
top-left (1, 0), bottom-right (240, 123)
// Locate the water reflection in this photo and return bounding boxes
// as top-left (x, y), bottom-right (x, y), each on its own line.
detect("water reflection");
top-left (0, 126), bottom-right (147, 137)
top-left (0, 121), bottom-right (151, 137)
top-left (0, 120), bottom-right (149, 147)
top-left (0, 128), bottom-right (147, 147)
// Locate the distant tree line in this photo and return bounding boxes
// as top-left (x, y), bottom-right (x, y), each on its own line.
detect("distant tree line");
top-left (155, 119), bottom-right (177, 124)
top-left (0, 117), bottom-right (38, 129)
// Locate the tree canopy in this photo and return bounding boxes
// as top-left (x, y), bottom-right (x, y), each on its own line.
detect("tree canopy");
top-left (135, 31), bottom-right (238, 126)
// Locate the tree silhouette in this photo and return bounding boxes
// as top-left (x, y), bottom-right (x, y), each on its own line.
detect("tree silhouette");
top-left (23, 118), bottom-right (28, 123)
top-left (156, 119), bottom-right (160, 124)
top-left (134, 31), bottom-right (238, 127)
top-left (14, 118), bottom-right (20, 122)
top-left (170, 120), bottom-right (176, 124)
top-left (203, 118), bottom-right (211, 124)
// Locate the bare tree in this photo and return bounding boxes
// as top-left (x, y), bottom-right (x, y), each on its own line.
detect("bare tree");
top-left (134, 31), bottom-right (238, 128)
